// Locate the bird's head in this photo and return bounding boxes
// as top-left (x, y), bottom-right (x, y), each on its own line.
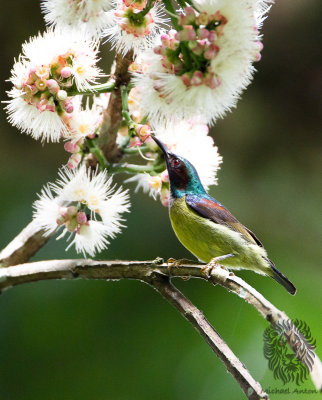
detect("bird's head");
top-left (152, 136), bottom-right (206, 198)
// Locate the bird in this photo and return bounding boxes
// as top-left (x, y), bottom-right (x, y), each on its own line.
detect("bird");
top-left (152, 136), bottom-right (296, 295)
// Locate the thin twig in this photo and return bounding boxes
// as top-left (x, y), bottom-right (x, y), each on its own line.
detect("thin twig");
top-left (146, 273), bottom-right (268, 400)
top-left (0, 259), bottom-right (321, 391)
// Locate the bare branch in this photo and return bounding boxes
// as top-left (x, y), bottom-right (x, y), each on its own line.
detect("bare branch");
top-left (0, 258), bottom-right (321, 391)
top-left (97, 50), bottom-right (134, 163)
top-left (147, 273), bottom-right (268, 400)
top-left (0, 221), bottom-right (50, 268)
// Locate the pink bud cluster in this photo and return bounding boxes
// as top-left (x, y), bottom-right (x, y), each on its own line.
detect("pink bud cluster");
top-left (64, 140), bottom-right (83, 169)
top-left (152, 7), bottom-right (230, 89)
top-left (128, 123), bottom-right (152, 148)
top-left (17, 59), bottom-right (75, 116)
top-left (116, 4), bottom-right (154, 37)
top-left (56, 206), bottom-right (89, 234)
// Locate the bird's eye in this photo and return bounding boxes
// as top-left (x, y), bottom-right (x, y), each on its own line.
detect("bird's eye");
top-left (172, 158), bottom-right (181, 167)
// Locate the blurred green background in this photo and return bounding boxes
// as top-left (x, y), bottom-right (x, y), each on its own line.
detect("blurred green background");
top-left (0, 1), bottom-right (321, 399)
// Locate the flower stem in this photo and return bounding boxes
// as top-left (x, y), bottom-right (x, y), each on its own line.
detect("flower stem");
top-left (162, 0), bottom-right (180, 30)
top-left (120, 85), bottom-right (137, 135)
top-left (137, 0), bottom-right (153, 18)
top-left (109, 160), bottom-right (165, 175)
top-left (87, 138), bottom-right (110, 169)
top-left (68, 81), bottom-right (116, 96)
top-left (123, 145), bottom-right (150, 154)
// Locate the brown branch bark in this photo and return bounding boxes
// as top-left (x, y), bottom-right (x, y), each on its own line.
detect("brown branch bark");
top-left (97, 50), bottom-right (134, 163)
top-left (147, 273), bottom-right (268, 400)
top-left (0, 259), bottom-right (321, 391)
top-left (0, 221), bottom-right (50, 268)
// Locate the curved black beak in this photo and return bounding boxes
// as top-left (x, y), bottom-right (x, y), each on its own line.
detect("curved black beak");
top-left (151, 135), bottom-right (170, 159)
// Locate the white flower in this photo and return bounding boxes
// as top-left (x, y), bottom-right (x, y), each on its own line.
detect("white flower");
top-left (41, 0), bottom-right (112, 37)
top-left (20, 29), bottom-right (103, 90)
top-left (125, 173), bottom-right (160, 199)
top-left (33, 165), bottom-right (130, 256)
top-left (154, 119), bottom-right (222, 189)
top-left (67, 221), bottom-right (111, 257)
top-left (132, 0), bottom-right (271, 125)
top-left (65, 97), bottom-right (105, 142)
top-left (103, 0), bottom-right (167, 56)
top-left (5, 28), bottom-right (104, 142)
top-left (5, 92), bottom-right (67, 142)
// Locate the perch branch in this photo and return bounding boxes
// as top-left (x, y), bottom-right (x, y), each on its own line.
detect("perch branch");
top-left (0, 259), bottom-right (321, 391)
top-left (147, 273), bottom-right (268, 400)
top-left (0, 221), bottom-right (50, 268)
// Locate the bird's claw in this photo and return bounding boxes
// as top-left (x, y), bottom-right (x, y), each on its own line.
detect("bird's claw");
top-left (201, 256), bottom-right (230, 278)
top-left (201, 261), bottom-right (217, 278)
top-left (166, 258), bottom-right (195, 280)
top-left (167, 258), bottom-right (195, 268)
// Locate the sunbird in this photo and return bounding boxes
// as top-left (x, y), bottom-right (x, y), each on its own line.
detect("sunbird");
top-left (152, 137), bottom-right (296, 295)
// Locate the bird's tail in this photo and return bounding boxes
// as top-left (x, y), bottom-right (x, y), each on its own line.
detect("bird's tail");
top-left (264, 257), bottom-right (296, 295)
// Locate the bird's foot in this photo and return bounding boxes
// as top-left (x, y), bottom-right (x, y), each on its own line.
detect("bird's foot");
top-left (167, 258), bottom-right (197, 280)
top-left (201, 254), bottom-right (234, 278)
top-left (167, 258), bottom-right (196, 267)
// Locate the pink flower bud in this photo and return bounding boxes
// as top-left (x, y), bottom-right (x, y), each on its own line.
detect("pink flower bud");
top-left (57, 90), bottom-right (68, 100)
top-left (181, 73), bottom-right (191, 87)
top-left (204, 44), bottom-right (219, 60)
top-left (64, 141), bottom-right (80, 153)
top-left (176, 26), bottom-right (196, 42)
top-left (130, 137), bottom-right (142, 148)
top-left (179, 7), bottom-right (196, 25)
top-left (160, 34), bottom-right (170, 47)
top-left (61, 67), bottom-right (72, 78)
top-left (62, 99), bottom-right (74, 114)
top-left (161, 170), bottom-right (169, 182)
top-left (45, 103), bottom-right (55, 112)
top-left (197, 28), bottom-right (209, 39)
top-left (36, 99), bottom-right (48, 112)
top-left (46, 79), bottom-right (60, 94)
top-left (136, 124), bottom-right (151, 141)
top-left (191, 71), bottom-right (204, 86)
top-left (256, 41), bottom-right (264, 51)
top-left (204, 74), bottom-right (221, 89)
top-left (208, 30), bottom-right (217, 42)
top-left (67, 153), bottom-right (81, 169)
top-left (58, 206), bottom-right (69, 219)
top-left (77, 212), bottom-right (87, 225)
top-left (254, 53), bottom-right (261, 62)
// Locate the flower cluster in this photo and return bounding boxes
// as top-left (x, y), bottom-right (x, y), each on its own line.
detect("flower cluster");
top-left (132, 0), bottom-right (269, 125)
top-left (41, 0), bottom-right (111, 37)
top-left (33, 166), bottom-right (130, 256)
top-left (103, 0), bottom-right (166, 56)
top-left (4, 0), bottom-right (273, 257)
top-left (154, 9), bottom-right (227, 89)
top-left (5, 29), bottom-right (104, 142)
